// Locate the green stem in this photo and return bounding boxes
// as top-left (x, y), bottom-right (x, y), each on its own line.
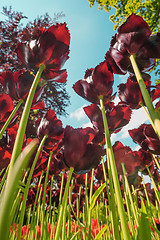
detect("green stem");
top-left (152, 154), bottom-right (160, 171)
top-left (140, 103), bottom-right (158, 134)
top-left (5, 64), bottom-right (45, 202)
top-left (89, 168), bottom-right (94, 203)
top-left (102, 157), bottom-right (120, 240)
top-left (130, 54), bottom-right (160, 139)
top-left (41, 150), bottom-right (53, 240)
top-left (99, 96), bottom-right (130, 240)
top-left (0, 99), bottom-right (23, 139)
top-left (11, 64), bottom-right (45, 163)
top-left (0, 139), bottom-right (39, 240)
top-left (121, 163), bottom-right (139, 227)
top-left (54, 167), bottom-right (74, 240)
top-left (17, 134), bottom-right (47, 240)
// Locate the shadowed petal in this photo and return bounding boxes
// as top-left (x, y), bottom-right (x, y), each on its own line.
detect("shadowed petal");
top-left (16, 23), bottom-right (70, 81)
top-left (0, 93), bottom-right (13, 121)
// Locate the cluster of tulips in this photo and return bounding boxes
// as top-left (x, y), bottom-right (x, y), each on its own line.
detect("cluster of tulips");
top-left (0, 13), bottom-right (160, 239)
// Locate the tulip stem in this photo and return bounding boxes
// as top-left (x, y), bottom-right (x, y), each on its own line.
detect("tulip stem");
top-left (99, 95), bottom-right (130, 240)
top-left (0, 99), bottom-right (23, 139)
top-left (130, 54), bottom-right (160, 139)
top-left (140, 103), bottom-right (158, 133)
top-left (4, 64), bottom-right (45, 210)
top-left (16, 134), bottom-right (47, 240)
top-left (54, 167), bottom-right (74, 240)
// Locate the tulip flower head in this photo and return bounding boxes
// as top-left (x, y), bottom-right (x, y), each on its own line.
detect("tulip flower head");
top-left (63, 126), bottom-right (104, 174)
top-left (73, 61), bottom-right (115, 104)
top-left (107, 14), bottom-right (160, 74)
top-left (17, 23), bottom-right (70, 82)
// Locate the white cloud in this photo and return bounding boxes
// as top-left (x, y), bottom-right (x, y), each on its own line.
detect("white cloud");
top-left (111, 107), bottom-right (149, 144)
top-left (114, 96), bottom-right (120, 105)
top-left (82, 121), bottom-right (93, 128)
top-left (123, 107), bottom-right (149, 132)
top-left (69, 104), bottom-right (87, 121)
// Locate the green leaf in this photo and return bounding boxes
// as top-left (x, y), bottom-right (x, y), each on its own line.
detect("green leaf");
top-left (0, 138), bottom-right (39, 240)
top-left (95, 224), bottom-right (108, 240)
top-left (138, 198), bottom-right (151, 240)
top-left (90, 182), bottom-right (106, 210)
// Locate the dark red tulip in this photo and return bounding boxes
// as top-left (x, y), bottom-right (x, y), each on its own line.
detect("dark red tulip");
top-left (7, 124), bottom-right (19, 149)
top-left (0, 147), bottom-right (11, 170)
top-left (155, 100), bottom-right (160, 112)
top-left (36, 109), bottom-right (64, 150)
top-left (113, 141), bottom-right (141, 175)
top-left (94, 160), bottom-right (108, 182)
top-left (0, 93), bottom-right (13, 122)
top-left (49, 152), bottom-right (66, 175)
top-left (135, 148), bottom-right (153, 170)
top-left (151, 83), bottom-right (160, 102)
top-left (105, 50), bottom-right (126, 75)
top-left (118, 76), bottom-right (151, 109)
top-left (33, 152), bottom-right (65, 178)
top-left (107, 14), bottom-right (160, 74)
top-left (63, 126), bottom-right (104, 174)
top-left (140, 183), bottom-right (156, 206)
top-left (83, 102), bottom-right (132, 134)
top-left (16, 23), bottom-right (70, 82)
top-left (0, 70), bottom-right (42, 101)
top-left (129, 124), bottom-right (160, 155)
top-left (31, 101), bottom-right (45, 110)
top-left (73, 61), bottom-right (115, 104)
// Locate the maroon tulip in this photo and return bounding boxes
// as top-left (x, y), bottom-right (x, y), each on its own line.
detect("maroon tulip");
top-left (33, 152), bottom-right (65, 178)
top-left (0, 70), bottom-right (36, 101)
top-left (36, 109), bottom-right (64, 150)
top-left (73, 61), bottom-right (115, 104)
top-left (84, 102), bottom-right (131, 134)
top-left (118, 76), bottom-right (151, 109)
top-left (0, 147), bottom-right (12, 170)
top-left (94, 160), bottom-right (108, 182)
top-left (113, 141), bottom-right (141, 175)
top-left (6, 124), bottom-right (19, 149)
top-left (63, 126), bottom-right (104, 174)
top-left (129, 124), bottom-right (160, 155)
top-left (136, 148), bottom-right (153, 170)
top-left (0, 93), bottom-right (13, 122)
top-left (141, 183), bottom-right (156, 206)
top-left (107, 14), bottom-right (160, 74)
top-left (151, 83), bottom-right (160, 102)
top-left (16, 23), bottom-right (70, 82)
top-left (49, 152), bottom-right (66, 175)
top-left (155, 100), bottom-right (160, 112)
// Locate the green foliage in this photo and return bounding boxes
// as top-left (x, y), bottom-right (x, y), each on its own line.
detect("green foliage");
top-left (90, 183), bottom-right (106, 210)
top-left (88, 0), bottom-right (160, 32)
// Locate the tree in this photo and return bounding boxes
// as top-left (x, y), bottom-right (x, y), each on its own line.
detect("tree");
top-left (0, 6), bottom-right (70, 116)
top-left (88, 0), bottom-right (160, 32)
top-left (88, 0), bottom-right (160, 82)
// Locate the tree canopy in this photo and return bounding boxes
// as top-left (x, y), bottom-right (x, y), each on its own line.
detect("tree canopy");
top-left (88, 0), bottom-right (160, 32)
top-left (0, 6), bottom-right (70, 116)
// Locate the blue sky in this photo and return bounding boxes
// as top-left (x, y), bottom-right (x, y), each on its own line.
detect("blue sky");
top-left (0, 0), bottom-right (150, 149)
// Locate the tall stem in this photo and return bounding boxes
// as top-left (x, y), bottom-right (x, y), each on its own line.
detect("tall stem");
top-left (54, 167), bottom-right (74, 240)
top-left (16, 135), bottom-right (47, 240)
top-left (99, 96), bottom-right (130, 240)
top-left (6, 64), bottom-right (45, 188)
top-left (130, 54), bottom-right (160, 139)
top-left (0, 99), bottom-right (23, 139)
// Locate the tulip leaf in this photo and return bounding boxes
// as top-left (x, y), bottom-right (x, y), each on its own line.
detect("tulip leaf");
top-left (137, 197), bottom-right (151, 240)
top-left (0, 138), bottom-right (39, 240)
top-left (90, 182), bottom-right (106, 210)
top-left (95, 224), bottom-right (108, 240)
